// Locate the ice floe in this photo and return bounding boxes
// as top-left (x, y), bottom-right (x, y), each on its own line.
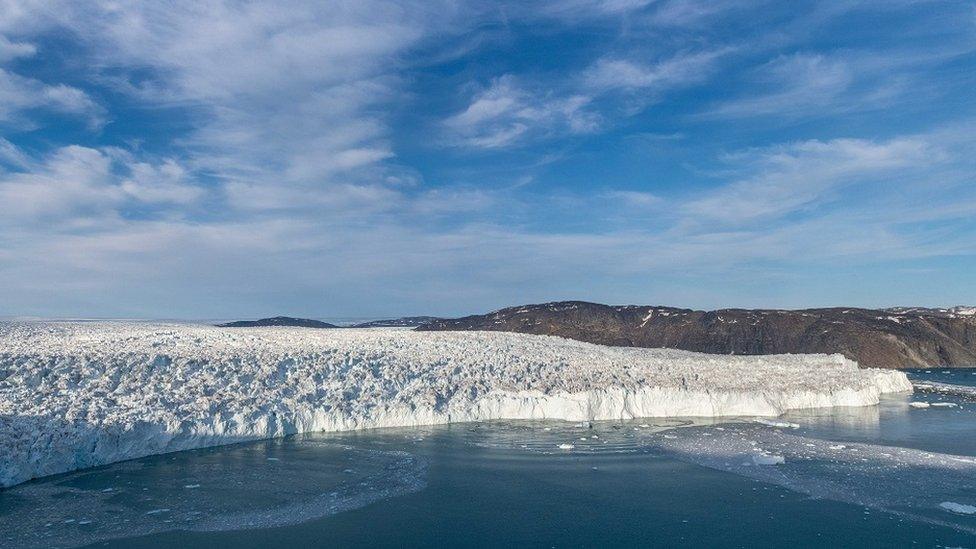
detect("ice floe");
top-left (940, 502), bottom-right (976, 515)
top-left (0, 321), bottom-right (911, 487)
top-left (754, 419), bottom-right (800, 429)
top-left (0, 438), bottom-right (426, 549)
top-left (913, 381), bottom-right (976, 401)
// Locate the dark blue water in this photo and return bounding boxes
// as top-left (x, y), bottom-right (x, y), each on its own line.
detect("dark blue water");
top-left (2, 370), bottom-right (975, 548)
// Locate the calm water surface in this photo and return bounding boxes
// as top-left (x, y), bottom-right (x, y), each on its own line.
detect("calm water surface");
top-left (2, 369), bottom-right (975, 548)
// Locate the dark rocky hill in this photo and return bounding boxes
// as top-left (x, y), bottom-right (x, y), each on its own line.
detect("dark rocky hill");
top-left (352, 316), bottom-right (443, 328)
top-left (217, 316), bottom-right (339, 328)
top-left (417, 301), bottom-right (976, 369)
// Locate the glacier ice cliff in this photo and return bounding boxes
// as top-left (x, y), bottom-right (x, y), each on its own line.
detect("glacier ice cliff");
top-left (0, 322), bottom-right (911, 487)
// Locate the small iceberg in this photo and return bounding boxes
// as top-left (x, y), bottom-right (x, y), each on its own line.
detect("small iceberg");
top-left (754, 419), bottom-right (799, 429)
top-left (751, 453), bottom-right (785, 466)
top-left (939, 502), bottom-right (976, 515)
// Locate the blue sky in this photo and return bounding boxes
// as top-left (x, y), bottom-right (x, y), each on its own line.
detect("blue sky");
top-left (0, 0), bottom-right (974, 318)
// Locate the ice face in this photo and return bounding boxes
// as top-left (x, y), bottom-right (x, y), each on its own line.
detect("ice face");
top-left (0, 322), bottom-right (911, 487)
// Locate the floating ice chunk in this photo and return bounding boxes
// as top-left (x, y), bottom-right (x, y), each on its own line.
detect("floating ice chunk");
top-left (558, 444), bottom-right (575, 450)
top-left (909, 402), bottom-right (930, 408)
top-left (829, 444), bottom-right (847, 450)
top-left (931, 402), bottom-right (957, 408)
top-left (184, 484), bottom-right (200, 489)
top-left (653, 424), bottom-right (976, 535)
top-left (751, 453), bottom-right (785, 466)
top-left (940, 502), bottom-right (976, 515)
top-left (754, 419), bottom-right (800, 429)
top-left (145, 509), bottom-right (170, 515)
top-left (913, 381), bottom-right (976, 400)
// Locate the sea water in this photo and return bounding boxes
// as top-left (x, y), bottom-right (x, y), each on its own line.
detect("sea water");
top-left (1, 369), bottom-right (974, 548)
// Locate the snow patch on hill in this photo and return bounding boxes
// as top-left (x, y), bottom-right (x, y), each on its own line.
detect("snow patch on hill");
top-left (0, 322), bottom-right (911, 487)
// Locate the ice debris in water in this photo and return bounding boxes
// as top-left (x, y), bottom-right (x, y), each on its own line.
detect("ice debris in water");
top-left (0, 321), bottom-right (911, 487)
top-left (0, 438), bottom-right (427, 549)
top-left (940, 502), bottom-right (976, 515)
top-left (652, 424), bottom-right (976, 535)
top-left (754, 419), bottom-right (800, 429)
top-left (912, 381), bottom-right (976, 401)
top-left (751, 453), bottom-right (786, 466)
top-left (909, 402), bottom-right (931, 409)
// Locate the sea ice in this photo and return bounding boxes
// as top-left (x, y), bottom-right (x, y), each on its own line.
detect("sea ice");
top-left (0, 321), bottom-right (911, 487)
top-left (648, 424), bottom-right (976, 535)
top-left (913, 381), bottom-right (976, 401)
top-left (0, 438), bottom-right (426, 548)
top-left (940, 502), bottom-right (976, 515)
top-left (754, 419), bottom-right (800, 429)
top-left (751, 453), bottom-right (785, 465)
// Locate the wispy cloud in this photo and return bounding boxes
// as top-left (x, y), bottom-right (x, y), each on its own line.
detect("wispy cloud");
top-left (445, 48), bottom-right (729, 149)
top-left (0, 34), bottom-right (35, 62)
top-left (0, 143), bottom-right (203, 226)
top-left (443, 75), bottom-right (600, 148)
top-left (583, 49), bottom-right (731, 93)
top-left (682, 137), bottom-right (938, 224)
top-left (0, 68), bottom-right (103, 127)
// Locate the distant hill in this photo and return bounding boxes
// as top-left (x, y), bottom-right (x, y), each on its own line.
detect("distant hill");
top-left (351, 316), bottom-right (443, 328)
top-left (417, 301), bottom-right (976, 369)
top-left (216, 316), bottom-right (339, 328)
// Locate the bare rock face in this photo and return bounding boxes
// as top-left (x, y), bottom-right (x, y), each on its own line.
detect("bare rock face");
top-left (418, 301), bottom-right (976, 369)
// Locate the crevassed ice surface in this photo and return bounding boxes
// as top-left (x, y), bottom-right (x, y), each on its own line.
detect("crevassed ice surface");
top-left (0, 322), bottom-right (910, 487)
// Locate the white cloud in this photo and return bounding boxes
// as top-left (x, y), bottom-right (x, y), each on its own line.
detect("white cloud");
top-left (683, 137), bottom-right (937, 224)
top-left (702, 53), bottom-right (853, 119)
top-left (0, 146), bottom-right (116, 223)
top-left (0, 68), bottom-right (102, 126)
top-left (0, 34), bottom-right (35, 61)
top-left (0, 143), bottom-right (204, 225)
top-left (604, 190), bottom-right (662, 207)
top-left (444, 48), bottom-right (731, 149)
top-left (584, 49), bottom-right (731, 92)
top-left (444, 75), bottom-right (600, 148)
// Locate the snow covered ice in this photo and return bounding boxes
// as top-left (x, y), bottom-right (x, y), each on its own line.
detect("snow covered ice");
top-left (0, 321), bottom-right (911, 487)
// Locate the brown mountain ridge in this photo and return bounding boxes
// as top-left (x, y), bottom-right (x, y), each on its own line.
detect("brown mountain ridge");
top-left (417, 301), bottom-right (976, 369)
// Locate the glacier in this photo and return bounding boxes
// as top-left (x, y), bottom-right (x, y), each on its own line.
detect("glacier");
top-left (0, 321), bottom-right (911, 488)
